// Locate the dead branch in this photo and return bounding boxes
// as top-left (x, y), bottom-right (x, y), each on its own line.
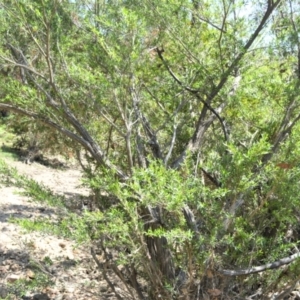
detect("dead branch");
top-left (219, 251), bottom-right (300, 276)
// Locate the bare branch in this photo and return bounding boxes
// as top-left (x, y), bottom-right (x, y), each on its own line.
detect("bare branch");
top-left (0, 103), bottom-right (128, 180)
top-left (217, 0), bottom-right (231, 73)
top-left (131, 87), bottom-right (162, 160)
top-left (135, 126), bottom-right (147, 168)
top-left (182, 205), bottom-right (199, 236)
top-left (219, 251), bottom-right (300, 276)
top-left (171, 102), bottom-right (226, 169)
top-left (209, 0), bottom-right (281, 103)
top-left (170, 1), bottom-right (281, 168)
top-left (156, 48), bottom-right (229, 142)
top-left (197, 15), bottom-right (227, 33)
top-left (99, 108), bottom-right (125, 137)
top-left (0, 103), bottom-right (87, 148)
top-left (1, 47), bottom-right (46, 81)
top-left (164, 124), bottom-right (177, 166)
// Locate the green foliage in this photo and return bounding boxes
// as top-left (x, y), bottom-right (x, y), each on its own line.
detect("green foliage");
top-left (0, 159), bottom-right (65, 207)
top-left (1, 0), bottom-right (300, 298)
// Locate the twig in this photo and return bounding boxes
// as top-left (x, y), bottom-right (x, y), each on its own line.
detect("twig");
top-left (164, 123), bottom-right (177, 166)
top-left (156, 47), bottom-right (229, 142)
top-left (90, 247), bottom-right (123, 300)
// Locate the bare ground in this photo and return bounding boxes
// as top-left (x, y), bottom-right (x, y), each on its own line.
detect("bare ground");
top-left (0, 158), bottom-right (117, 300)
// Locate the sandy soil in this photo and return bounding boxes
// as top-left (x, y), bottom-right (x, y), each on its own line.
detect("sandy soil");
top-left (0, 159), bottom-right (117, 300)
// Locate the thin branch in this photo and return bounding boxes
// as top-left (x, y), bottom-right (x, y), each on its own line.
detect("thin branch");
top-left (135, 126), bottom-right (147, 168)
top-left (109, 263), bottom-right (137, 300)
top-left (164, 123), bottom-right (177, 166)
top-left (171, 102), bottom-right (226, 169)
top-left (0, 103), bottom-right (88, 147)
top-left (156, 95), bottom-right (187, 133)
top-left (142, 83), bottom-right (170, 115)
top-left (209, 0), bottom-right (281, 104)
top-left (171, 0), bottom-right (281, 168)
top-left (156, 47), bottom-right (229, 142)
top-left (25, 23), bottom-right (47, 58)
top-left (245, 288), bottom-right (263, 300)
top-left (0, 102), bottom-right (128, 180)
top-left (99, 108), bottom-right (125, 137)
top-left (0, 54), bottom-right (46, 81)
top-left (131, 87), bottom-right (162, 159)
top-left (3, 44), bottom-right (58, 107)
top-left (44, 81), bottom-right (126, 178)
top-left (219, 251), bottom-right (300, 276)
top-left (200, 167), bottom-right (221, 187)
top-left (91, 247), bottom-right (123, 300)
top-left (125, 264), bottom-right (144, 300)
top-left (262, 96), bottom-right (300, 164)
top-left (76, 149), bottom-right (92, 173)
top-left (217, 0), bottom-right (231, 73)
top-left (44, 18), bottom-right (54, 84)
top-left (197, 15), bottom-right (227, 33)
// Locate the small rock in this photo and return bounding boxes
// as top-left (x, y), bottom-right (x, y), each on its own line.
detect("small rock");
top-left (7, 274), bottom-right (21, 283)
top-left (2, 259), bottom-right (11, 266)
top-left (59, 242), bottom-right (66, 249)
top-left (26, 269), bottom-right (35, 279)
top-left (11, 263), bottom-right (20, 271)
top-left (0, 265), bottom-right (9, 273)
top-left (33, 293), bottom-right (51, 300)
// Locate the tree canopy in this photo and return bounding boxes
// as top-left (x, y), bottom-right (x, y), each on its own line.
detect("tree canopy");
top-left (1, 0), bottom-right (300, 298)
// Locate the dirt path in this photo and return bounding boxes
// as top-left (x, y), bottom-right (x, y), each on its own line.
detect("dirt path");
top-left (0, 159), bottom-right (115, 300)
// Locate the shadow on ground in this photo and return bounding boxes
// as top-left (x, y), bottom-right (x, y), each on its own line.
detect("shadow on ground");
top-left (1, 145), bottom-right (68, 170)
top-left (0, 203), bottom-right (57, 223)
